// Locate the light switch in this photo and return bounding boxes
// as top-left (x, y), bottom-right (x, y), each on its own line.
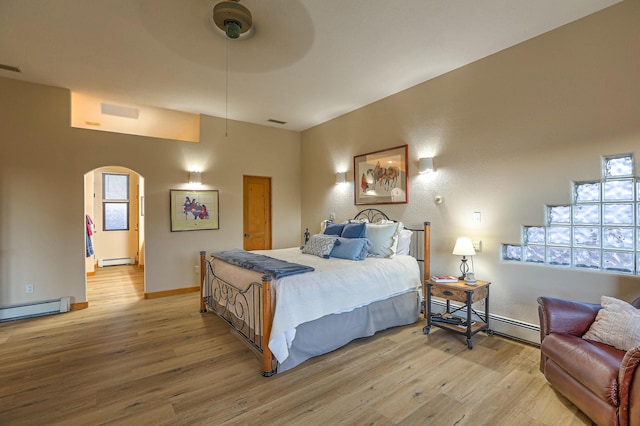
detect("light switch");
top-left (473, 211), bottom-right (481, 223)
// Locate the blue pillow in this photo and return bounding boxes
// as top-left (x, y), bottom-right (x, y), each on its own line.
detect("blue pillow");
top-left (341, 222), bottom-right (366, 239)
top-left (323, 222), bottom-right (345, 236)
top-left (330, 237), bottom-right (371, 260)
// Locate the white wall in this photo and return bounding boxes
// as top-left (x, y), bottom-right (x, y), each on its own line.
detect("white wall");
top-left (0, 79), bottom-right (301, 306)
top-left (300, 1), bottom-right (640, 334)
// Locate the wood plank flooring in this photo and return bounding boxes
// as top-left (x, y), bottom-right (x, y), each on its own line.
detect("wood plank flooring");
top-left (0, 265), bottom-right (593, 425)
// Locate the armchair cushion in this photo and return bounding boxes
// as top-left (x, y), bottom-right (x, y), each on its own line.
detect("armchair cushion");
top-left (541, 333), bottom-right (623, 406)
top-left (583, 296), bottom-right (640, 352)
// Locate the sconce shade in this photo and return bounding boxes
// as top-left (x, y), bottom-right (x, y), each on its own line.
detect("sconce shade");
top-left (335, 172), bottom-right (347, 185)
top-left (453, 237), bottom-right (476, 256)
top-left (189, 171), bottom-right (201, 184)
top-left (418, 157), bottom-right (434, 174)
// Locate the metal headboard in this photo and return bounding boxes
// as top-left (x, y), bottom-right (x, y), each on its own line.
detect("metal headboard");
top-left (352, 208), bottom-right (390, 223)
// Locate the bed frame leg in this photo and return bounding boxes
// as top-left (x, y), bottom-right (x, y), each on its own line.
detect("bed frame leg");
top-left (423, 222), bottom-right (431, 319)
top-left (261, 275), bottom-right (276, 377)
top-left (199, 251), bottom-right (207, 313)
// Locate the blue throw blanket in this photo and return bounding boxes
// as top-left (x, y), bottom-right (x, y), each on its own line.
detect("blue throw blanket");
top-left (212, 249), bottom-right (314, 279)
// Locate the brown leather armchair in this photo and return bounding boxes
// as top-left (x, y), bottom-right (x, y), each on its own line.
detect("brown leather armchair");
top-left (538, 296), bottom-right (640, 426)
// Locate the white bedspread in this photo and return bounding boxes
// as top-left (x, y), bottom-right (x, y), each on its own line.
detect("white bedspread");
top-left (254, 248), bottom-right (421, 363)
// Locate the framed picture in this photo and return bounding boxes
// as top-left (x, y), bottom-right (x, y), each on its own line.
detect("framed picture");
top-left (170, 189), bottom-right (219, 231)
top-left (354, 144), bottom-right (408, 205)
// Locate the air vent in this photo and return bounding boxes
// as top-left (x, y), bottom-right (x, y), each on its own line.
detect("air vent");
top-left (101, 103), bottom-right (139, 119)
top-left (267, 118), bottom-right (287, 125)
top-left (0, 64), bottom-right (22, 73)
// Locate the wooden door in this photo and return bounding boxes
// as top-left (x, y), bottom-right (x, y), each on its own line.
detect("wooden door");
top-left (243, 175), bottom-right (272, 250)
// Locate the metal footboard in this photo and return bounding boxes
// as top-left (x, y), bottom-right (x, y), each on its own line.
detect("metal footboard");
top-left (199, 251), bottom-right (276, 376)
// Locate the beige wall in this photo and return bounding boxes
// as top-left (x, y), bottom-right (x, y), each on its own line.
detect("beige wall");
top-left (2, 1), bottom-right (639, 342)
top-left (0, 79), bottom-right (301, 306)
top-left (301, 1), bottom-right (640, 334)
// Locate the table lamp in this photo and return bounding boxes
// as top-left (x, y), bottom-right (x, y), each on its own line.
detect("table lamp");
top-left (453, 237), bottom-right (476, 281)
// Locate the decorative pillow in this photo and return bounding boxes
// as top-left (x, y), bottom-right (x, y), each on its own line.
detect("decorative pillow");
top-left (396, 229), bottom-right (413, 255)
top-left (301, 234), bottom-right (337, 258)
top-left (582, 296), bottom-right (640, 351)
top-left (341, 222), bottom-right (367, 239)
top-left (330, 237), bottom-right (371, 261)
top-left (365, 222), bottom-right (400, 258)
top-left (323, 222), bottom-right (345, 236)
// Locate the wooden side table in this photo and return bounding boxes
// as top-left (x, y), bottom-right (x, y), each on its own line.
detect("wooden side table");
top-left (423, 279), bottom-right (492, 349)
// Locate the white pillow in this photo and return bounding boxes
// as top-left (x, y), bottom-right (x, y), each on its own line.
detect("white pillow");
top-left (365, 222), bottom-right (400, 258)
top-left (582, 296), bottom-right (640, 352)
top-left (396, 229), bottom-right (413, 255)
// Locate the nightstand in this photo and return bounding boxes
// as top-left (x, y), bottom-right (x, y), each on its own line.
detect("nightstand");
top-left (423, 279), bottom-right (492, 349)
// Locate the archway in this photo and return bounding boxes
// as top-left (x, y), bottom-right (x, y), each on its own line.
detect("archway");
top-left (84, 166), bottom-right (145, 303)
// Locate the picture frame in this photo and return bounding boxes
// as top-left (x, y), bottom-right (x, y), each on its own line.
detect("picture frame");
top-left (170, 189), bottom-right (219, 231)
top-left (354, 144), bottom-right (408, 205)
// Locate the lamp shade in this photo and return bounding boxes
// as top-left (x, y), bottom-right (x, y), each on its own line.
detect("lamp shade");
top-left (453, 237), bottom-right (475, 256)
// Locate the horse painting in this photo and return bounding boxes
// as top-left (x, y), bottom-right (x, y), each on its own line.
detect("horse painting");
top-left (183, 197), bottom-right (209, 220)
top-left (365, 162), bottom-right (399, 192)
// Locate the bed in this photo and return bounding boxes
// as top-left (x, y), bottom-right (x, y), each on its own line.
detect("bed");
top-left (199, 209), bottom-right (431, 376)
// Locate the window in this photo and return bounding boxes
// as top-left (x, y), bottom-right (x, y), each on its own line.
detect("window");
top-left (103, 173), bottom-right (129, 231)
top-left (502, 154), bottom-right (639, 275)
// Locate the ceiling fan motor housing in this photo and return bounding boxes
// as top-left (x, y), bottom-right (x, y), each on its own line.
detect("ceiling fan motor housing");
top-left (213, 1), bottom-right (253, 39)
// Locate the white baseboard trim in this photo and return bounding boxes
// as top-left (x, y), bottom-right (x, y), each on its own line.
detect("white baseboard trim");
top-left (429, 299), bottom-right (540, 346)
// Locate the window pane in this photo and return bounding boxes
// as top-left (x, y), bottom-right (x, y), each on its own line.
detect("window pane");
top-left (574, 182), bottom-right (600, 203)
top-left (573, 204), bottom-right (600, 225)
top-left (603, 251), bottom-right (634, 273)
top-left (604, 155), bottom-right (633, 178)
top-left (524, 245), bottom-right (544, 263)
top-left (603, 203), bottom-right (634, 225)
top-left (524, 226), bottom-right (545, 244)
top-left (603, 227), bottom-right (634, 250)
top-left (502, 245), bottom-right (522, 261)
top-left (104, 173), bottom-right (129, 200)
top-left (547, 226), bottom-right (571, 246)
top-left (603, 179), bottom-right (634, 202)
top-left (547, 206), bottom-right (571, 225)
top-left (573, 226), bottom-right (600, 248)
top-left (104, 202), bottom-right (129, 231)
top-left (547, 247), bottom-right (571, 266)
top-left (574, 249), bottom-right (600, 269)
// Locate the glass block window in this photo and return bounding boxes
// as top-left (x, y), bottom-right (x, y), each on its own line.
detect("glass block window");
top-left (604, 154), bottom-right (634, 178)
top-left (547, 206), bottom-right (571, 224)
top-left (574, 182), bottom-right (600, 203)
top-left (502, 153), bottom-right (639, 275)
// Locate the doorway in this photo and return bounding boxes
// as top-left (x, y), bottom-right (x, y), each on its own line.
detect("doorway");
top-left (85, 166), bottom-right (145, 302)
top-left (243, 175), bottom-right (272, 250)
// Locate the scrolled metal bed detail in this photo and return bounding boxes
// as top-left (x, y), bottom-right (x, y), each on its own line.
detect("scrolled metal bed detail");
top-left (200, 208), bottom-right (431, 377)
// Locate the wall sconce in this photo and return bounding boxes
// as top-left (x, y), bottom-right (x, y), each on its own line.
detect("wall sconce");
top-left (453, 236), bottom-right (476, 280)
top-left (335, 172), bottom-right (347, 185)
top-left (418, 157), bottom-right (435, 175)
top-left (418, 157), bottom-right (434, 174)
top-left (188, 171), bottom-right (201, 185)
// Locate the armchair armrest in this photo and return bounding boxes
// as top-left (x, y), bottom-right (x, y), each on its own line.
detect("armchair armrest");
top-left (618, 346), bottom-right (640, 426)
top-left (537, 296), bottom-right (601, 341)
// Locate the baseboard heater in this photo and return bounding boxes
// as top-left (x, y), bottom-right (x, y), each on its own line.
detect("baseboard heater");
top-left (98, 257), bottom-right (134, 267)
top-left (429, 299), bottom-right (540, 346)
top-left (0, 297), bottom-right (71, 322)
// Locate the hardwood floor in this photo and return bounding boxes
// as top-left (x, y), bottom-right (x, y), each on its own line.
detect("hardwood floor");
top-left (0, 265), bottom-right (593, 425)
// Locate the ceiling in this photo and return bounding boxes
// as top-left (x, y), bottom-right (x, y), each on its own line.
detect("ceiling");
top-left (0, 0), bottom-right (621, 132)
